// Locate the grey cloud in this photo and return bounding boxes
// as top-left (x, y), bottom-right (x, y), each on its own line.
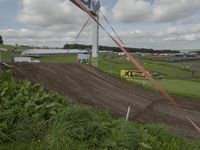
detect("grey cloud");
top-left (2, 22), bottom-right (200, 49)
top-left (112, 0), bottom-right (200, 23)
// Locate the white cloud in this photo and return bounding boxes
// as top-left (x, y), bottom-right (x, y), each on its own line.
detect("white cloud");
top-left (0, 28), bottom-right (95, 47)
top-left (13, 0), bottom-right (99, 47)
top-left (1, 22), bottom-right (200, 49)
top-left (17, 0), bottom-right (88, 31)
top-left (13, 0), bottom-right (110, 47)
top-left (1, 29), bottom-right (55, 39)
top-left (112, 0), bottom-right (152, 22)
top-left (119, 23), bottom-right (200, 49)
top-left (1, 0), bottom-right (199, 49)
top-left (112, 0), bottom-right (200, 23)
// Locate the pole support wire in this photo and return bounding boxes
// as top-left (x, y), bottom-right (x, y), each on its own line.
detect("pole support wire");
top-left (99, 10), bottom-right (124, 46)
top-left (66, 17), bottom-right (90, 54)
top-left (72, 0), bottom-right (200, 134)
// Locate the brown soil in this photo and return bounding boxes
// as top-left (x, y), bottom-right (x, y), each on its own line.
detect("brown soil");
top-left (9, 63), bottom-right (200, 138)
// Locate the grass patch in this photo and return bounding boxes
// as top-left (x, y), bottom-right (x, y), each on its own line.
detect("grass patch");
top-left (128, 78), bottom-right (200, 99)
top-left (0, 51), bottom-right (13, 62)
top-left (142, 61), bottom-right (192, 78)
top-left (38, 55), bottom-right (77, 63)
top-left (0, 44), bottom-right (32, 51)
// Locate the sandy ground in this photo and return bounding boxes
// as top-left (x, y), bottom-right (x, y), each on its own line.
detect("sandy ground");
top-left (9, 63), bottom-right (200, 138)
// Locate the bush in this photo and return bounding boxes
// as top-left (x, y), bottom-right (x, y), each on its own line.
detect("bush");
top-left (144, 124), bottom-right (200, 150)
top-left (0, 72), bottom-right (69, 143)
top-left (46, 106), bottom-right (141, 149)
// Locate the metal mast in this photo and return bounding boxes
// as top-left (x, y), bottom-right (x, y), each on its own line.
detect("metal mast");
top-left (92, 10), bottom-right (99, 67)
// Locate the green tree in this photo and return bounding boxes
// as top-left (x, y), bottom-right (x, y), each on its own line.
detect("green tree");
top-left (0, 35), bottom-right (3, 45)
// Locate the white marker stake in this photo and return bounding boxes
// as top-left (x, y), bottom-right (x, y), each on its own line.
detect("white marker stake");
top-left (126, 106), bottom-right (131, 122)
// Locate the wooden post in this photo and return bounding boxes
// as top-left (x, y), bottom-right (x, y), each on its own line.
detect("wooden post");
top-left (126, 106), bottom-right (131, 122)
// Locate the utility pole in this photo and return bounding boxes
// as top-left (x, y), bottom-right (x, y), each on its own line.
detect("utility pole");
top-left (70, 0), bottom-right (100, 67)
top-left (92, 13), bottom-right (99, 67)
top-left (92, 2), bottom-right (100, 67)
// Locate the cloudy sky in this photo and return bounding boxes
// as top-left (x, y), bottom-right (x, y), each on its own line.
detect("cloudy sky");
top-left (0, 0), bottom-right (200, 49)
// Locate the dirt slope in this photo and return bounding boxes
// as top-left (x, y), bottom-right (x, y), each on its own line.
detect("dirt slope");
top-left (9, 63), bottom-right (200, 138)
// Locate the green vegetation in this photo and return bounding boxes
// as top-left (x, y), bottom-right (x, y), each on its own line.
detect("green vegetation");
top-left (141, 61), bottom-right (192, 78)
top-left (38, 55), bottom-right (77, 63)
top-left (99, 55), bottom-right (198, 79)
top-left (0, 44), bottom-right (32, 51)
top-left (97, 56), bottom-right (200, 98)
top-left (0, 35), bottom-right (3, 45)
top-left (128, 79), bottom-right (200, 99)
top-left (159, 79), bottom-right (200, 98)
top-left (0, 51), bottom-right (13, 62)
top-left (64, 43), bottom-right (180, 53)
top-left (0, 71), bottom-right (199, 150)
top-left (0, 44), bottom-right (32, 62)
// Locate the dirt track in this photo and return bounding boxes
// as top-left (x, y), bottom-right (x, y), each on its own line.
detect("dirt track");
top-left (9, 63), bottom-right (200, 138)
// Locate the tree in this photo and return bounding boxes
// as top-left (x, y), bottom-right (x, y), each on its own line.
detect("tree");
top-left (0, 35), bottom-right (3, 45)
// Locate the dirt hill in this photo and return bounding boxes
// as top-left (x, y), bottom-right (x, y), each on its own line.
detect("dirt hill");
top-left (9, 63), bottom-right (200, 138)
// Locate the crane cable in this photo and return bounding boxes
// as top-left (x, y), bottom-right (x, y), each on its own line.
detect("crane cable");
top-left (72, 0), bottom-right (200, 134)
top-left (66, 17), bottom-right (91, 54)
top-left (99, 10), bottom-right (125, 47)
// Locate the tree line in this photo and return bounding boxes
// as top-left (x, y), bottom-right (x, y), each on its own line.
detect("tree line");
top-left (63, 43), bottom-right (180, 53)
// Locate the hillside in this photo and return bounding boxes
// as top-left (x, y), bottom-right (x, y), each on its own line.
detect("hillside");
top-left (0, 71), bottom-right (200, 150)
top-left (9, 63), bottom-right (200, 138)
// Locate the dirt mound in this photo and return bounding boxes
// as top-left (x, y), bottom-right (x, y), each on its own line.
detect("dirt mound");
top-left (9, 63), bottom-right (200, 138)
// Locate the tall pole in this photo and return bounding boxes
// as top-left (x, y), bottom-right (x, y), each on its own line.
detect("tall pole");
top-left (92, 11), bottom-right (99, 67)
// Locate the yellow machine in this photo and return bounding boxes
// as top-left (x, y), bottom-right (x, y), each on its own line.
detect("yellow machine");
top-left (121, 70), bottom-right (150, 78)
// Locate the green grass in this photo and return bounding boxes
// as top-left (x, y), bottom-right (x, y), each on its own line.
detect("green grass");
top-left (159, 79), bottom-right (200, 98)
top-left (0, 44), bottom-right (32, 51)
top-left (0, 51), bottom-right (13, 62)
top-left (99, 55), bottom-right (197, 79)
top-left (0, 71), bottom-right (199, 150)
top-left (0, 44), bottom-right (16, 51)
top-left (38, 55), bottom-right (77, 63)
top-left (98, 56), bottom-right (200, 99)
top-left (128, 78), bottom-right (200, 99)
top-left (110, 56), bottom-right (195, 78)
top-left (98, 56), bottom-right (133, 76)
top-left (0, 44), bottom-right (32, 62)
top-left (142, 61), bottom-right (192, 78)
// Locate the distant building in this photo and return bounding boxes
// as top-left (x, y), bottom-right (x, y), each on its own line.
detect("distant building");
top-left (77, 54), bottom-right (90, 64)
top-left (99, 50), bottom-right (110, 54)
top-left (13, 57), bottom-right (40, 63)
top-left (14, 49), bottom-right (27, 53)
top-left (14, 57), bottom-right (32, 62)
top-left (159, 53), bottom-right (176, 56)
top-left (133, 52), bottom-right (151, 56)
top-left (22, 49), bottom-right (88, 57)
top-left (32, 60), bottom-right (40, 63)
top-left (118, 52), bottom-right (125, 56)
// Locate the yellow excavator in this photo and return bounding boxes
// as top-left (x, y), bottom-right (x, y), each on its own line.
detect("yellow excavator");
top-left (121, 70), bottom-right (151, 78)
